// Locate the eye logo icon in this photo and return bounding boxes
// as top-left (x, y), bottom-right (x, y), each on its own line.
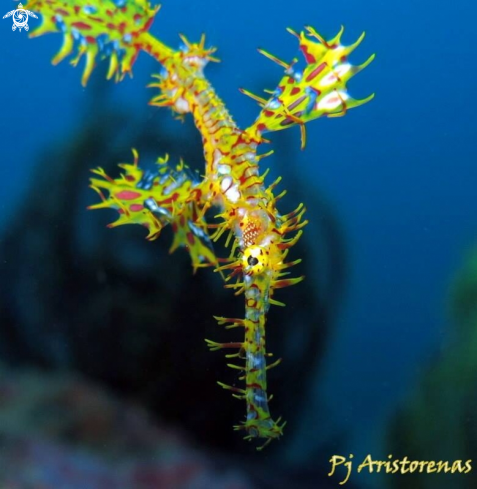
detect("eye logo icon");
top-left (3, 3), bottom-right (37, 32)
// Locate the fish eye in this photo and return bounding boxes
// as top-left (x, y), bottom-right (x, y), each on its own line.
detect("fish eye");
top-left (248, 256), bottom-right (259, 267)
top-left (242, 246), bottom-right (269, 275)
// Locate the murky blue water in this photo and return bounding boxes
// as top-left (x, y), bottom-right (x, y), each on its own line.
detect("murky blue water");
top-left (1, 1), bottom-right (476, 488)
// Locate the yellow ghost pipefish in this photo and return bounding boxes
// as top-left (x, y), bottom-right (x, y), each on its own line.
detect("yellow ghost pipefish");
top-left (25, 0), bottom-right (374, 450)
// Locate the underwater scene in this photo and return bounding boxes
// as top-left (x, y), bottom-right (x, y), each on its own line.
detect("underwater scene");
top-left (0, 0), bottom-right (476, 487)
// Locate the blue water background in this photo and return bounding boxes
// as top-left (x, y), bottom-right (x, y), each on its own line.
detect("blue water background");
top-left (1, 0), bottom-right (476, 480)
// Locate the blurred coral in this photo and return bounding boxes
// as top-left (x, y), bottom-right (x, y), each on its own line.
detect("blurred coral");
top-left (387, 245), bottom-right (477, 489)
top-left (0, 362), bottom-right (254, 489)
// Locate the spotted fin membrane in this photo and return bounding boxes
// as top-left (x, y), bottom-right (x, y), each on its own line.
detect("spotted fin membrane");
top-left (245, 25), bottom-right (375, 148)
top-left (89, 151), bottom-right (218, 272)
top-left (26, 0), bottom-right (163, 85)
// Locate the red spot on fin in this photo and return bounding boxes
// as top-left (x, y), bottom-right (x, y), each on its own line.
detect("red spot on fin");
top-left (72, 21), bottom-right (92, 30)
top-left (116, 190), bottom-right (142, 200)
top-left (300, 45), bottom-right (316, 64)
top-left (306, 62), bottom-right (327, 82)
top-left (288, 95), bottom-right (307, 111)
top-left (186, 232), bottom-right (195, 246)
top-left (130, 204), bottom-right (144, 212)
